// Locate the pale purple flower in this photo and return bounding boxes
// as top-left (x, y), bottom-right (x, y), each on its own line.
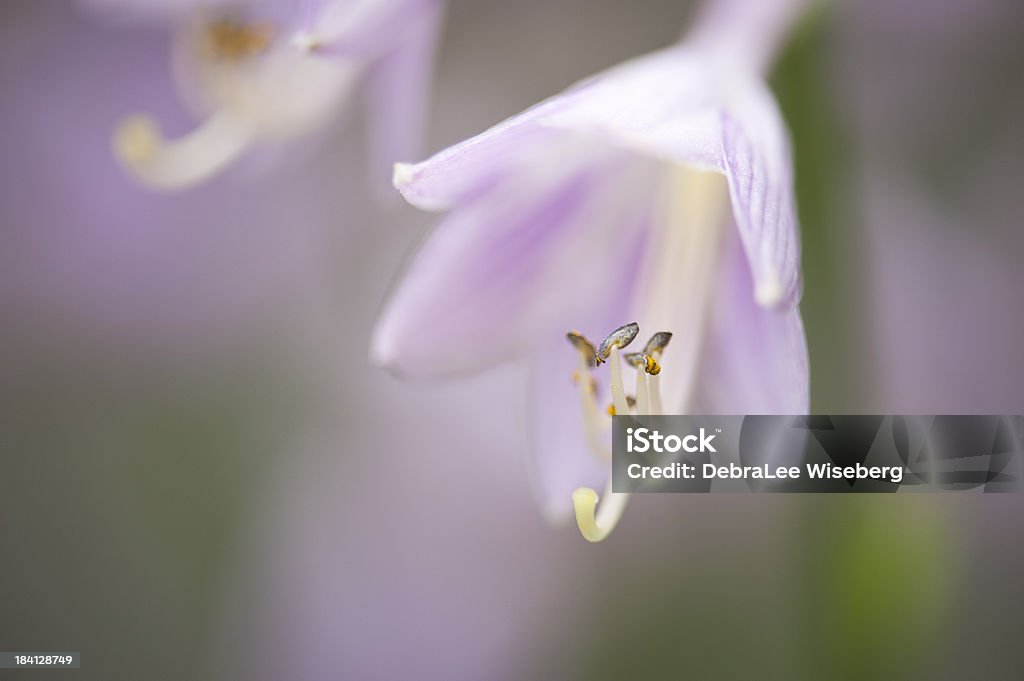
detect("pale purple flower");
top-left (102, 0), bottom-right (444, 190)
top-left (372, 0), bottom-right (810, 542)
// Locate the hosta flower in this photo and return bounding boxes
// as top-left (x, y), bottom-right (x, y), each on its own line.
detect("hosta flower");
top-left (106, 0), bottom-right (444, 190)
top-left (372, 0), bottom-right (810, 541)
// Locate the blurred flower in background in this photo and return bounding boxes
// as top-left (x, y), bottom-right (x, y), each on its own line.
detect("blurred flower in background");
top-left (96, 0), bottom-right (444, 190)
top-left (373, 0), bottom-right (810, 540)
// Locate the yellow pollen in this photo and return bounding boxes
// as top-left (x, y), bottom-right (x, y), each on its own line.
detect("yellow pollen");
top-left (571, 371), bottom-right (597, 395)
top-left (204, 19), bottom-right (276, 61)
top-left (606, 395), bottom-right (637, 416)
top-left (644, 355), bottom-right (661, 375)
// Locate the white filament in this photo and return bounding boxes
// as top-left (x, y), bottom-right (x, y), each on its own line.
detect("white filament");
top-left (112, 112), bottom-right (253, 190)
top-left (607, 343), bottom-right (630, 416)
top-left (634, 363), bottom-right (650, 415)
top-left (576, 352), bottom-right (611, 462)
top-left (572, 346), bottom-right (667, 542)
top-left (648, 372), bottom-right (664, 415)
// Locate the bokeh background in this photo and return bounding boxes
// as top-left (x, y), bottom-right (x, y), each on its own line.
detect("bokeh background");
top-left (2, 0), bottom-right (1023, 679)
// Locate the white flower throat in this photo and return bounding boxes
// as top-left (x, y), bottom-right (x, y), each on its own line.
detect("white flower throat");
top-left (566, 165), bottom-right (729, 542)
top-left (113, 15), bottom-right (359, 190)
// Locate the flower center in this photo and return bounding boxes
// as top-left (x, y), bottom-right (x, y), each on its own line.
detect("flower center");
top-left (560, 166), bottom-right (730, 543)
top-left (203, 19), bottom-right (277, 62)
top-left (110, 17), bottom-right (276, 190)
top-left (111, 13), bottom-right (359, 190)
top-left (565, 324), bottom-right (672, 542)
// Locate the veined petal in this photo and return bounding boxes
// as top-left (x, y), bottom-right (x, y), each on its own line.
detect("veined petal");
top-left (693, 232), bottom-right (809, 414)
top-left (537, 47), bottom-right (724, 169)
top-left (394, 46), bottom-right (724, 212)
top-left (536, 47), bottom-right (802, 310)
top-left (630, 166), bottom-right (732, 417)
top-left (393, 98), bottom-right (568, 212)
top-left (373, 143), bottom-right (652, 377)
top-left (719, 84), bottom-right (802, 309)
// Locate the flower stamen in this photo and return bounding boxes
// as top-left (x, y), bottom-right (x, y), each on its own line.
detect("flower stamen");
top-left (569, 326), bottom-right (672, 542)
top-left (643, 331), bottom-right (673, 357)
top-left (607, 341), bottom-right (631, 416)
top-left (566, 331), bottom-right (610, 462)
top-left (595, 322), bottom-right (639, 366)
top-left (634, 361), bottom-right (651, 414)
top-left (605, 395), bottom-right (636, 416)
top-left (112, 112), bottom-right (254, 190)
top-left (649, 372), bottom-right (664, 415)
top-left (624, 352), bottom-right (661, 376)
top-left (566, 331), bottom-right (598, 366)
top-left (572, 343), bottom-right (633, 542)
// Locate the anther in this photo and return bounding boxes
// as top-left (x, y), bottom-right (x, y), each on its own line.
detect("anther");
top-left (624, 353), bottom-right (661, 376)
top-left (567, 329), bottom-right (611, 462)
top-left (643, 331), bottom-right (673, 357)
top-left (595, 322), bottom-right (639, 366)
top-left (566, 331), bottom-right (598, 367)
top-left (643, 355), bottom-right (661, 375)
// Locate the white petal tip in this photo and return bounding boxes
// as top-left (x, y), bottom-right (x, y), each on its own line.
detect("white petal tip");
top-left (392, 162), bottom-right (415, 188)
top-left (369, 320), bottom-right (406, 374)
top-left (755, 276), bottom-right (784, 309)
top-left (390, 163), bottom-right (449, 211)
top-left (368, 336), bottom-right (395, 370)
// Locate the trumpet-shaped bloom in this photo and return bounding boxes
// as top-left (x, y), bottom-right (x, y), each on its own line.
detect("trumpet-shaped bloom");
top-left (104, 0), bottom-right (444, 190)
top-left (373, 0), bottom-right (810, 541)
